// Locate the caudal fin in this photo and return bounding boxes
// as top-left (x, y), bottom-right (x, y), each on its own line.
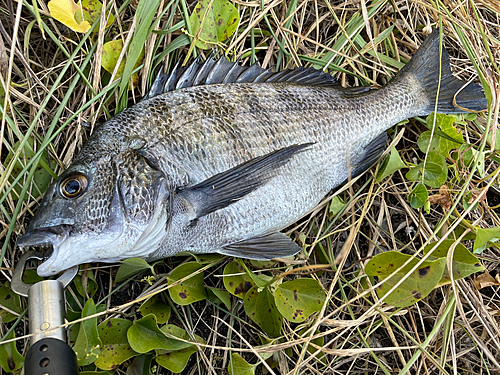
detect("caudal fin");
top-left (397, 29), bottom-right (487, 114)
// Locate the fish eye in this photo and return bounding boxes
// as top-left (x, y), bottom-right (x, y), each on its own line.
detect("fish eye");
top-left (60, 174), bottom-right (88, 199)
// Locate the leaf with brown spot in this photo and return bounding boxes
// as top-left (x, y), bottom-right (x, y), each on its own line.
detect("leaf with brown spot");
top-left (365, 251), bottom-right (446, 308)
top-left (188, 0), bottom-right (240, 49)
top-left (138, 294), bottom-right (171, 324)
top-left (423, 239), bottom-right (485, 286)
top-left (0, 331), bottom-right (23, 373)
top-left (167, 262), bottom-right (207, 305)
top-left (95, 319), bottom-right (138, 370)
top-left (223, 261), bottom-right (255, 299)
top-left (243, 286), bottom-right (282, 337)
top-left (275, 279), bottom-right (326, 323)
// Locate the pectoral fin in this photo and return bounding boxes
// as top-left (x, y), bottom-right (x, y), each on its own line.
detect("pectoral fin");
top-left (350, 132), bottom-right (388, 179)
top-left (218, 232), bottom-right (302, 260)
top-left (176, 143), bottom-right (313, 219)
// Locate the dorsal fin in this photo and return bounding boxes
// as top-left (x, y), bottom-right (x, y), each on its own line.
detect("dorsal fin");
top-left (143, 55), bottom-right (337, 100)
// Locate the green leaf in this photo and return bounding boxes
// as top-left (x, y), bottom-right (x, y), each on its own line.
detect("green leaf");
top-left (418, 113), bottom-right (464, 157)
top-left (423, 240), bottom-right (484, 285)
top-left (167, 262), bottom-right (207, 305)
top-left (95, 318), bottom-right (138, 370)
top-left (0, 330), bottom-right (24, 372)
top-left (155, 325), bottom-right (205, 373)
top-left (101, 40), bottom-right (145, 89)
top-left (329, 195), bottom-right (346, 218)
top-left (474, 227), bottom-right (500, 254)
top-left (228, 353), bottom-right (256, 375)
top-left (127, 314), bottom-right (169, 353)
top-left (80, 0), bottom-right (115, 29)
top-left (274, 279), bottom-right (326, 323)
top-left (138, 294), bottom-right (171, 324)
top-left (236, 259), bottom-right (273, 289)
top-left (365, 252), bottom-right (446, 307)
top-left (125, 355), bottom-right (153, 375)
top-left (74, 273), bottom-right (98, 298)
top-left (243, 286), bottom-right (282, 337)
top-left (189, 0), bottom-right (240, 49)
top-left (115, 258), bottom-right (153, 283)
top-left (0, 282), bottom-right (22, 323)
top-left (223, 261), bottom-right (255, 299)
top-left (207, 287), bottom-right (232, 310)
top-left (73, 298), bottom-right (102, 366)
top-left (406, 153), bottom-right (447, 188)
top-left (408, 183), bottom-right (428, 209)
top-left (376, 147), bottom-right (406, 181)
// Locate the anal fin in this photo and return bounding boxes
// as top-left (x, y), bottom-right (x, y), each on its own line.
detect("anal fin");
top-left (218, 232), bottom-right (302, 260)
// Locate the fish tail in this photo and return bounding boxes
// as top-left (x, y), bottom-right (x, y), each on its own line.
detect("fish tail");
top-left (397, 29), bottom-right (488, 114)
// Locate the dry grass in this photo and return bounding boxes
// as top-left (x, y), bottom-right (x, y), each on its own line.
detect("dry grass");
top-left (1, 0), bottom-right (499, 374)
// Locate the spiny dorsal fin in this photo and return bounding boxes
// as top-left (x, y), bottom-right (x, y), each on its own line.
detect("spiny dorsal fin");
top-left (143, 55), bottom-right (337, 100)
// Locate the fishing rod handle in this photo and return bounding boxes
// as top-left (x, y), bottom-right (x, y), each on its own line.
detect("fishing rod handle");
top-left (25, 337), bottom-right (78, 375)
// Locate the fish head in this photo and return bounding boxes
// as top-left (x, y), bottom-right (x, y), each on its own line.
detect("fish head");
top-left (17, 150), bottom-right (168, 276)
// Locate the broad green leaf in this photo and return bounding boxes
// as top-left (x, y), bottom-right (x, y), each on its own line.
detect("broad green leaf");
top-left (167, 262), bottom-right (207, 305)
top-left (80, 0), bottom-right (115, 29)
top-left (155, 325), bottom-right (205, 373)
top-left (365, 252), bottom-right (446, 307)
top-left (329, 195), bottom-right (346, 217)
top-left (48, 0), bottom-right (91, 32)
top-left (207, 287), bottom-right (232, 310)
top-left (223, 261), bottom-right (255, 298)
top-left (236, 259), bottom-right (273, 289)
top-left (0, 331), bottom-right (24, 372)
top-left (189, 0), bottom-right (240, 49)
top-left (275, 279), bottom-right (326, 323)
top-left (243, 286), bottom-right (282, 337)
top-left (4, 138), bottom-right (55, 200)
top-left (0, 282), bottom-right (22, 323)
top-left (376, 147), bottom-right (406, 181)
top-left (75, 273), bottom-right (98, 298)
top-left (115, 258), bottom-right (153, 283)
top-left (418, 113), bottom-right (463, 157)
top-left (228, 353), bottom-right (256, 375)
top-left (127, 314), bottom-right (169, 353)
top-left (408, 183), bottom-right (428, 209)
top-left (138, 294), bottom-right (171, 324)
top-left (406, 153), bottom-right (447, 188)
top-left (423, 240), bottom-right (484, 285)
top-left (73, 298), bottom-right (102, 366)
top-left (95, 319), bottom-right (138, 370)
top-left (474, 227), bottom-right (500, 254)
top-left (125, 355), bottom-right (153, 375)
top-left (101, 40), bottom-right (145, 89)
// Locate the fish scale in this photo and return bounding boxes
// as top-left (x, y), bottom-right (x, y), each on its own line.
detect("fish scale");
top-left (17, 30), bottom-right (488, 276)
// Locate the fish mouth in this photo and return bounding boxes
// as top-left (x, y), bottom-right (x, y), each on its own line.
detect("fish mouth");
top-left (17, 225), bottom-right (72, 272)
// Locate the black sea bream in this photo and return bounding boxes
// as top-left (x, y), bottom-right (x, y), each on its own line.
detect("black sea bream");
top-left (18, 29), bottom-right (487, 276)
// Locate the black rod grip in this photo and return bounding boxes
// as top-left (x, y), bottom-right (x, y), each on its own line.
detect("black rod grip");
top-left (25, 338), bottom-right (78, 375)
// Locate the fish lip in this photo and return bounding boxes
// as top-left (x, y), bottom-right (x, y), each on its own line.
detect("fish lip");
top-left (17, 225), bottom-right (72, 266)
top-left (17, 224), bottom-right (72, 247)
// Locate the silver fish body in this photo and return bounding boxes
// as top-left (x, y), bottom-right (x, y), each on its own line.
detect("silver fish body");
top-left (18, 30), bottom-right (487, 276)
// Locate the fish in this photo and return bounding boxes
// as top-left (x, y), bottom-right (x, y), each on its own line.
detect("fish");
top-left (17, 29), bottom-right (487, 276)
